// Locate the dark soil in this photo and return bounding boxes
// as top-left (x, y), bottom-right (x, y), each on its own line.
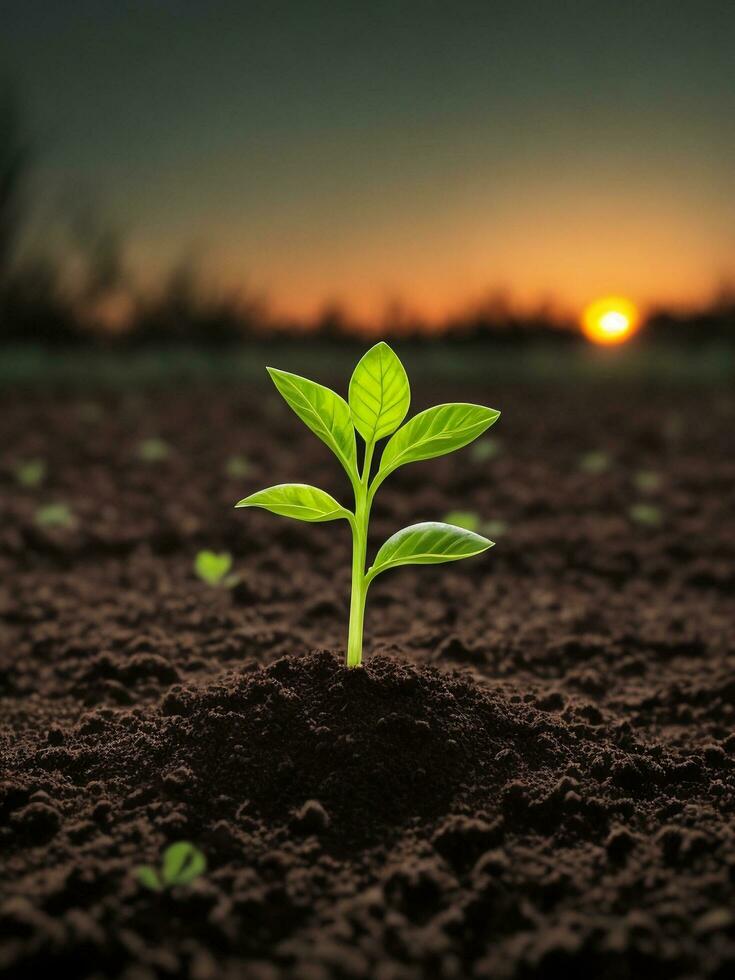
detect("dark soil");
top-left (1, 378), bottom-right (734, 979)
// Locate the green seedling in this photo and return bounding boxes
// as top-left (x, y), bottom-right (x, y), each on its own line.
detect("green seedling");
top-left (483, 518), bottom-right (509, 538)
top-left (471, 436), bottom-right (502, 462)
top-left (137, 437), bottom-right (170, 462)
top-left (224, 454), bottom-right (251, 478)
top-left (135, 841), bottom-right (206, 893)
top-left (629, 502), bottom-right (663, 527)
top-left (194, 550), bottom-right (233, 586)
top-left (443, 510), bottom-right (481, 532)
top-left (35, 503), bottom-right (75, 529)
top-left (443, 511), bottom-right (509, 538)
top-left (14, 459), bottom-right (46, 488)
top-left (236, 342), bottom-right (500, 667)
top-left (633, 470), bottom-right (661, 493)
top-left (579, 450), bottom-right (611, 475)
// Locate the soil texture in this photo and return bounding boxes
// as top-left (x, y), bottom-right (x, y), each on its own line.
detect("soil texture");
top-left (1, 378), bottom-right (734, 979)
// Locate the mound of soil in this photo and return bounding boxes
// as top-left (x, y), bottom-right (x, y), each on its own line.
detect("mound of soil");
top-left (1, 379), bottom-right (735, 978)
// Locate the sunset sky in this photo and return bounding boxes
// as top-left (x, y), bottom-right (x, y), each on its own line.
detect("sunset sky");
top-left (2, 0), bottom-right (734, 323)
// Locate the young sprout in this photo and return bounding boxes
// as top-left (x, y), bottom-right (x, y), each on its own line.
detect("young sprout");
top-left (224, 454), bottom-right (251, 478)
top-left (443, 511), bottom-right (509, 538)
top-left (35, 503), bottom-right (75, 529)
top-left (236, 342), bottom-right (500, 667)
top-left (137, 437), bottom-right (170, 462)
top-left (14, 459), bottom-right (46, 488)
top-left (194, 550), bottom-right (233, 586)
top-left (471, 436), bottom-right (502, 462)
top-left (629, 502), bottom-right (663, 527)
top-left (135, 841), bottom-right (206, 893)
top-left (442, 510), bottom-right (481, 532)
top-left (633, 469), bottom-right (661, 493)
top-left (579, 450), bottom-right (611, 475)
top-left (483, 518), bottom-right (509, 539)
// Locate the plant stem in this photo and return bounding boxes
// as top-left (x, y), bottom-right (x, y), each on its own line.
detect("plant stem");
top-left (346, 441), bottom-right (374, 667)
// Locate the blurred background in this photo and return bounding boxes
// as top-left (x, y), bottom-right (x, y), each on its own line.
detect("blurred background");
top-left (0, 0), bottom-right (733, 385)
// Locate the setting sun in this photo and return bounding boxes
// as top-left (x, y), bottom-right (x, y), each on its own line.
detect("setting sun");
top-left (581, 296), bottom-right (640, 345)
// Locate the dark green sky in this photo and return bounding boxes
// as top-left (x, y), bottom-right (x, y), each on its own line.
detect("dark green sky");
top-left (2, 0), bottom-right (734, 320)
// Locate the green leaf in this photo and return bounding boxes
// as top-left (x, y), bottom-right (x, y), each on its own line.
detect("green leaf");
top-left (579, 450), bottom-right (611, 474)
top-left (368, 521), bottom-right (493, 581)
top-left (236, 484), bottom-right (350, 522)
top-left (470, 437), bottom-right (502, 463)
top-left (224, 454), bottom-right (251, 478)
top-left (14, 458), bottom-right (46, 487)
top-left (135, 866), bottom-right (163, 892)
top-left (483, 518), bottom-right (509, 538)
top-left (35, 503), bottom-right (75, 529)
top-left (629, 503), bottom-right (663, 527)
top-left (267, 367), bottom-right (356, 477)
top-left (348, 341), bottom-right (410, 443)
top-left (376, 403), bottom-right (500, 485)
top-left (633, 469), bottom-right (661, 493)
top-left (162, 842), bottom-right (207, 886)
top-left (194, 550), bottom-right (233, 585)
top-left (138, 437), bottom-right (170, 462)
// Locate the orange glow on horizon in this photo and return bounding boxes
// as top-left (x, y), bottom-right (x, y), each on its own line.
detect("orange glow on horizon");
top-left (581, 296), bottom-right (640, 345)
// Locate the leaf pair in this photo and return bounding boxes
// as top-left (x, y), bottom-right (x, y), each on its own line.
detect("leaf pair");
top-left (135, 841), bottom-right (206, 892)
top-left (237, 342), bottom-right (499, 525)
top-left (235, 341), bottom-right (501, 666)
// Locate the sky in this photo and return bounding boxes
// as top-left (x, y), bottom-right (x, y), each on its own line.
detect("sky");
top-left (2, 0), bottom-right (734, 323)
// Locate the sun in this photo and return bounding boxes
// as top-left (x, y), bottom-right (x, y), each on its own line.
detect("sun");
top-left (581, 296), bottom-right (639, 345)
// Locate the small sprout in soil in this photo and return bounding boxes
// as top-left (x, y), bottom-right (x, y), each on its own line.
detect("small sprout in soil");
top-left (629, 502), bottom-right (663, 527)
top-left (443, 511), bottom-right (508, 538)
top-left (137, 437), bottom-right (170, 462)
top-left (483, 518), bottom-right (509, 538)
top-left (194, 550), bottom-right (234, 586)
top-left (579, 450), bottom-right (611, 474)
top-left (236, 342), bottom-right (500, 667)
top-left (35, 502), bottom-right (75, 529)
top-left (443, 510), bottom-right (481, 532)
top-left (633, 470), bottom-right (662, 493)
top-left (135, 841), bottom-right (206, 892)
top-left (470, 436), bottom-right (502, 462)
top-left (14, 458), bottom-right (46, 487)
top-left (224, 454), bottom-right (251, 478)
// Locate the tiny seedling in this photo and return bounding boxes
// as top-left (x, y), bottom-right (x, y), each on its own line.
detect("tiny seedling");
top-left (471, 436), bottom-right (502, 462)
top-left (14, 459), bottom-right (46, 488)
top-left (137, 437), bottom-right (170, 462)
top-left (483, 518), bottom-right (509, 539)
top-left (135, 841), bottom-right (206, 892)
top-left (443, 511), bottom-right (509, 538)
top-left (443, 510), bottom-right (481, 532)
top-left (224, 454), bottom-right (251, 478)
top-left (633, 470), bottom-right (661, 493)
top-left (629, 502), bottom-right (663, 527)
top-left (579, 450), bottom-right (611, 475)
top-left (236, 342), bottom-right (500, 667)
top-left (194, 550), bottom-right (233, 586)
top-left (35, 503), bottom-right (75, 529)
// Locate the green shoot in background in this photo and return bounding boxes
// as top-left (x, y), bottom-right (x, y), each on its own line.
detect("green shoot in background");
top-left (224, 454), bottom-right (251, 478)
top-left (14, 458), bottom-right (46, 487)
top-left (236, 342), bottom-right (500, 667)
top-left (137, 437), bottom-right (171, 462)
top-left (35, 502), bottom-right (75, 529)
top-left (135, 841), bottom-right (206, 892)
top-left (194, 550), bottom-right (233, 586)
